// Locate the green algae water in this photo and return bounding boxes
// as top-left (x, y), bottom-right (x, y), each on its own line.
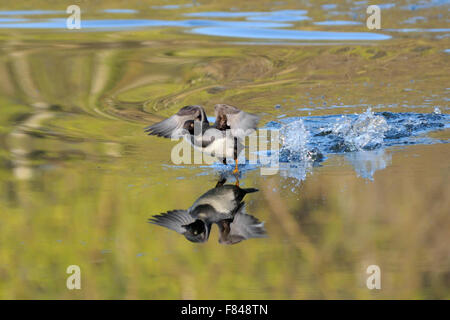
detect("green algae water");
top-left (0, 0), bottom-right (449, 299)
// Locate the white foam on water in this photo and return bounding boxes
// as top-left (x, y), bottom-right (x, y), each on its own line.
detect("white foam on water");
top-left (331, 108), bottom-right (389, 151)
top-left (278, 118), bottom-right (314, 185)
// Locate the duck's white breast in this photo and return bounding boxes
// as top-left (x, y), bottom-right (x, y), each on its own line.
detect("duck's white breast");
top-left (198, 135), bottom-right (235, 159)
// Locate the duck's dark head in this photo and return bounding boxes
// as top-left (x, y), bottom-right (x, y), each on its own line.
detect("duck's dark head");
top-left (182, 120), bottom-right (195, 135)
top-left (182, 219), bottom-right (210, 243)
top-left (183, 119), bottom-right (209, 136)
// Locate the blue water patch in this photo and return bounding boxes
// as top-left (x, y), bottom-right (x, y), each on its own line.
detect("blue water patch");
top-left (0, 18), bottom-right (27, 22)
top-left (184, 10), bottom-right (308, 19)
top-left (0, 18), bottom-right (291, 30)
top-left (0, 15), bottom-right (391, 41)
top-left (184, 11), bottom-right (274, 18)
top-left (314, 20), bottom-right (363, 26)
top-left (179, 20), bottom-right (291, 28)
top-left (191, 27), bottom-right (392, 40)
top-left (102, 9), bottom-right (138, 14)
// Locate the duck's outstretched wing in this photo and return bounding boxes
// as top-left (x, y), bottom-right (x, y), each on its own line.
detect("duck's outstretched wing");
top-left (148, 210), bottom-right (195, 234)
top-left (218, 203), bottom-right (267, 245)
top-left (214, 104), bottom-right (259, 138)
top-left (145, 105), bottom-right (208, 138)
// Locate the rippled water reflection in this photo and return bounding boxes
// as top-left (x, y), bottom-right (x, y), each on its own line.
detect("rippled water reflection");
top-left (0, 0), bottom-right (449, 299)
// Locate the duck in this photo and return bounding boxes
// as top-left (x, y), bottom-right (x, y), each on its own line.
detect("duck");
top-left (217, 202), bottom-right (267, 245)
top-left (148, 181), bottom-right (266, 244)
top-left (144, 104), bottom-right (259, 174)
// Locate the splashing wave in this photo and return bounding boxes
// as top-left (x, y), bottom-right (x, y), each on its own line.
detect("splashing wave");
top-left (265, 108), bottom-right (449, 183)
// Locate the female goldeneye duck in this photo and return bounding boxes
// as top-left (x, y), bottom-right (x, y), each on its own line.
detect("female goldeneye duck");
top-left (144, 104), bottom-right (259, 174)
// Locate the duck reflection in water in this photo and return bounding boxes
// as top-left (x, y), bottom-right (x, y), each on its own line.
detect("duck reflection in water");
top-left (148, 177), bottom-right (266, 244)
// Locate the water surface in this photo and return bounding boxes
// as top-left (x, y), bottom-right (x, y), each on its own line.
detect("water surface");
top-left (0, 0), bottom-right (449, 299)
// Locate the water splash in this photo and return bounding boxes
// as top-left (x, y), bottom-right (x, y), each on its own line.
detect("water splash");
top-left (433, 107), bottom-right (442, 115)
top-left (280, 119), bottom-right (310, 162)
top-left (265, 108), bottom-right (449, 183)
top-left (277, 119), bottom-right (315, 185)
top-left (328, 108), bottom-right (389, 152)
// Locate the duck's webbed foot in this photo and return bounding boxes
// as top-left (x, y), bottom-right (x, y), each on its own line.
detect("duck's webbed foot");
top-left (233, 158), bottom-right (239, 186)
top-left (232, 158), bottom-right (239, 174)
